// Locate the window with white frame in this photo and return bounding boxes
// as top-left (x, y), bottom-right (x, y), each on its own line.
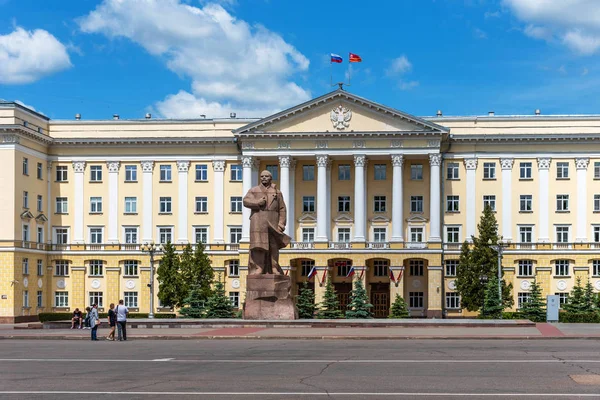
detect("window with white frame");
top-left (594, 195), bottom-right (600, 212)
top-left (593, 260), bottom-right (600, 276)
top-left (483, 195), bottom-right (496, 211)
top-left (266, 165), bottom-right (279, 181)
top-left (373, 260), bottom-right (389, 277)
top-left (89, 260), bottom-right (103, 276)
top-left (228, 260), bottom-right (239, 277)
top-left (374, 196), bottom-right (386, 212)
top-left (300, 260), bottom-right (314, 276)
top-left (446, 293), bottom-right (461, 309)
top-left (302, 196), bottom-right (315, 212)
top-left (595, 162), bottom-right (600, 179)
top-left (89, 291), bottom-right (103, 307)
top-left (230, 196), bottom-right (242, 213)
top-left (337, 228), bottom-right (351, 242)
top-left (338, 164), bottom-right (351, 180)
top-left (55, 260), bottom-right (69, 276)
top-left (229, 226), bottom-right (242, 243)
top-left (194, 227), bottom-right (208, 244)
top-left (55, 291), bottom-right (68, 307)
top-left (159, 165), bottom-right (172, 182)
top-left (37, 227), bottom-right (43, 243)
top-left (230, 164), bottom-right (242, 181)
top-left (56, 165), bottom-right (68, 182)
top-left (195, 197), bottom-right (208, 213)
top-left (23, 191), bottom-right (28, 208)
top-left (518, 260), bottom-right (533, 276)
top-left (520, 195), bottom-right (532, 212)
top-left (374, 164), bottom-right (387, 180)
top-left (410, 227), bottom-right (423, 243)
top-left (446, 226), bottom-right (460, 243)
top-left (556, 194), bottom-right (569, 212)
top-left (37, 162), bottom-right (42, 180)
top-left (22, 224), bottom-right (29, 242)
top-left (556, 162), bottom-right (569, 179)
top-left (195, 164), bottom-right (208, 181)
top-left (409, 260), bottom-right (424, 276)
top-left (54, 228), bottom-right (68, 244)
top-left (229, 292), bottom-right (240, 308)
top-left (555, 259), bottom-right (570, 276)
top-left (90, 165), bottom-right (102, 182)
top-left (23, 157), bottom-right (28, 175)
top-left (594, 226), bottom-right (600, 243)
top-left (520, 162), bottom-right (532, 179)
top-left (555, 293), bottom-right (569, 309)
top-left (90, 197), bottom-right (103, 213)
top-left (37, 259), bottom-right (43, 276)
top-left (335, 260), bottom-right (351, 277)
top-left (410, 196), bottom-right (423, 213)
top-left (519, 226), bottom-right (533, 243)
top-left (556, 226), bottom-right (569, 243)
top-left (37, 195), bottom-right (43, 212)
top-left (37, 290), bottom-right (42, 307)
top-left (410, 164), bottom-right (423, 180)
top-left (89, 227), bottom-right (103, 244)
top-left (56, 197), bottom-right (68, 214)
top-left (302, 227), bottom-right (315, 242)
top-left (446, 195), bottom-right (459, 212)
top-left (124, 227), bottom-right (138, 244)
top-left (124, 292), bottom-right (138, 307)
top-left (22, 258), bottom-right (29, 274)
top-left (338, 196), bottom-right (350, 212)
top-left (483, 162), bottom-right (496, 179)
top-left (517, 292), bottom-right (531, 309)
top-left (409, 292), bottom-right (424, 308)
top-left (445, 260), bottom-right (458, 276)
top-left (159, 227), bottom-right (173, 244)
top-left (124, 260), bottom-right (138, 276)
top-left (303, 165), bottom-right (315, 181)
top-left (447, 162), bottom-right (459, 180)
top-left (124, 197), bottom-right (137, 214)
top-left (159, 197), bottom-right (172, 213)
top-left (125, 165), bottom-right (137, 182)
top-left (373, 227), bottom-right (387, 242)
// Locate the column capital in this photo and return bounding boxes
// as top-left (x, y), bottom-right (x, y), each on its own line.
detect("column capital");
top-left (576, 158), bottom-right (590, 170)
top-left (278, 155), bottom-right (291, 168)
top-left (537, 157), bottom-right (551, 170)
top-left (47, 160), bottom-right (53, 171)
top-left (241, 155), bottom-right (254, 168)
top-left (212, 160), bottom-right (226, 172)
top-left (72, 161), bottom-right (86, 173)
top-left (176, 160), bottom-right (190, 172)
top-left (391, 154), bottom-right (404, 167)
top-left (429, 153), bottom-right (442, 167)
top-left (141, 160), bottom-right (154, 172)
top-left (316, 155), bottom-right (329, 167)
top-left (353, 154), bottom-right (366, 167)
top-left (500, 158), bottom-right (514, 170)
top-left (106, 161), bottom-right (120, 173)
top-left (464, 158), bottom-right (478, 170)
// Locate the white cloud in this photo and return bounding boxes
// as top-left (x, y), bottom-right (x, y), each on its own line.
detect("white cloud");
top-left (582, 67), bottom-right (589, 76)
top-left (386, 55), bottom-right (412, 76)
top-left (78, 0), bottom-right (310, 118)
top-left (0, 27), bottom-right (72, 84)
top-left (503, 0), bottom-right (600, 54)
top-left (399, 80), bottom-right (419, 91)
top-left (473, 28), bottom-right (488, 39)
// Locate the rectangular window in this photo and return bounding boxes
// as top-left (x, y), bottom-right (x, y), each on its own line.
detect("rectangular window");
top-left (23, 191), bottom-right (28, 208)
top-left (447, 163), bottom-right (459, 180)
top-left (55, 261), bottom-right (69, 276)
top-left (483, 162), bottom-right (496, 179)
top-left (338, 196), bottom-right (351, 212)
top-left (124, 260), bottom-right (138, 276)
top-left (595, 162), bottom-right (600, 179)
top-left (195, 164), bottom-right (208, 181)
top-left (89, 228), bottom-right (103, 244)
top-left (446, 226), bottom-right (460, 243)
top-left (159, 227), bottom-right (173, 244)
top-left (54, 228), bottom-right (68, 245)
top-left (90, 165), bottom-right (102, 182)
top-left (89, 291), bottom-right (103, 307)
top-left (446, 195), bottom-right (459, 212)
top-left (409, 292), bottom-right (424, 308)
top-left (56, 166), bottom-right (68, 182)
top-left (517, 293), bottom-right (531, 309)
top-left (373, 260), bottom-right (389, 277)
top-left (556, 293), bottom-right (569, 309)
top-left (229, 292), bottom-right (240, 308)
top-left (124, 292), bottom-right (138, 308)
top-left (230, 164), bottom-right (242, 181)
top-left (338, 164), bottom-right (351, 180)
top-left (124, 197), bottom-right (137, 214)
top-left (159, 197), bottom-right (172, 213)
top-left (90, 197), bottom-right (103, 213)
top-left (483, 195), bottom-right (496, 211)
top-left (37, 195), bottom-right (43, 212)
top-left (593, 260), bottom-right (600, 276)
top-left (557, 162), bottom-right (569, 179)
top-left (22, 157), bottom-right (28, 175)
top-left (124, 227), bottom-right (138, 244)
top-left (373, 227), bottom-right (387, 242)
top-left (89, 260), bottom-right (103, 276)
top-left (555, 260), bottom-right (569, 276)
top-left (410, 196), bottom-right (423, 213)
top-left (519, 260), bottom-right (533, 276)
top-left (519, 226), bottom-right (533, 243)
top-left (302, 196), bottom-right (315, 212)
top-left (54, 291), bottom-right (68, 307)
top-left (336, 260), bottom-right (351, 277)
top-left (556, 195), bottom-right (569, 211)
top-left (266, 165), bottom-right (279, 181)
top-left (230, 227), bottom-right (242, 244)
top-left (230, 196), bottom-right (242, 213)
top-left (446, 293), bottom-right (461, 309)
top-left (410, 164), bottom-right (423, 180)
top-left (374, 164), bottom-right (387, 180)
top-left (337, 228), bottom-right (351, 242)
top-left (445, 260), bottom-right (458, 277)
top-left (159, 165), bottom-right (172, 182)
top-left (37, 259), bottom-right (43, 276)
top-left (410, 227), bottom-right (424, 243)
top-left (410, 260), bottom-right (424, 276)
top-left (37, 290), bottom-right (42, 308)
top-left (195, 197), bottom-right (208, 213)
top-left (556, 226), bottom-right (569, 243)
top-left (303, 165), bottom-right (315, 181)
top-left (301, 260), bottom-right (315, 276)
top-left (22, 258), bottom-right (29, 274)
top-left (22, 224), bottom-right (29, 242)
top-left (374, 196), bottom-right (386, 213)
top-left (125, 165), bottom-right (137, 182)
top-left (302, 228), bottom-right (315, 242)
top-left (594, 195), bottom-right (600, 212)
top-left (520, 195), bottom-right (532, 212)
top-left (194, 227), bottom-right (208, 244)
top-left (594, 226), bottom-right (600, 243)
top-left (520, 162), bottom-right (532, 179)
top-left (37, 227), bottom-right (43, 243)
top-left (228, 260), bottom-right (240, 277)
top-left (37, 162), bottom-right (43, 179)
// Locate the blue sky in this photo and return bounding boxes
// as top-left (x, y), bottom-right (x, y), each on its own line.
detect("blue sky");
top-left (1, 0), bottom-right (600, 120)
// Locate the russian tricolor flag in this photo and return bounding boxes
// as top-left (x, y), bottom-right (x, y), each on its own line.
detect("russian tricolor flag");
top-left (330, 53), bottom-right (343, 63)
top-left (307, 266), bottom-right (318, 280)
top-left (346, 266), bottom-right (356, 278)
top-left (389, 269), bottom-right (396, 282)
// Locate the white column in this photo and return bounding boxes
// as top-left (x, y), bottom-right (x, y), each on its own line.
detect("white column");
top-left (429, 154), bottom-right (442, 242)
top-left (326, 159), bottom-right (332, 237)
top-left (107, 161), bottom-right (120, 244)
top-left (576, 158), bottom-right (589, 242)
top-left (391, 154), bottom-right (404, 242)
top-left (464, 158), bottom-right (478, 241)
top-left (353, 155), bottom-right (366, 242)
top-left (72, 161), bottom-right (86, 244)
top-left (288, 160), bottom-right (296, 241)
top-left (316, 155), bottom-right (329, 242)
top-left (212, 160), bottom-right (225, 244)
top-left (251, 160), bottom-right (259, 187)
top-left (537, 158), bottom-right (551, 242)
top-left (241, 156), bottom-right (253, 243)
top-left (141, 161), bottom-right (154, 242)
top-left (46, 161), bottom-right (52, 244)
top-left (176, 160), bottom-right (190, 243)
top-left (500, 158), bottom-right (514, 241)
top-left (279, 156), bottom-right (291, 236)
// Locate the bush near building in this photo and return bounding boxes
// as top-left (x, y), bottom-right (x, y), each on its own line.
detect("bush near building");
top-left (389, 294), bottom-right (410, 318)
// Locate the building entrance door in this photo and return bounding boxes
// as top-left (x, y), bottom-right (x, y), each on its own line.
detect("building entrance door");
top-left (335, 282), bottom-right (352, 313)
top-left (370, 283), bottom-right (390, 318)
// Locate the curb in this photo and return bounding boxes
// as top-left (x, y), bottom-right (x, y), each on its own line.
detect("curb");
top-left (2, 335), bottom-right (600, 340)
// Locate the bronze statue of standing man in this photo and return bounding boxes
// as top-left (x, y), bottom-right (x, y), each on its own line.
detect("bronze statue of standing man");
top-left (243, 170), bottom-right (291, 275)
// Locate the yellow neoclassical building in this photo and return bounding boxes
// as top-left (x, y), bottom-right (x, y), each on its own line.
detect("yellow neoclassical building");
top-left (1, 89), bottom-right (600, 322)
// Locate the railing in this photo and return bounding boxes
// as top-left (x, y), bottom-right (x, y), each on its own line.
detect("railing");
top-left (50, 244), bottom-right (70, 251)
top-left (443, 243), bottom-right (461, 250)
top-left (553, 242), bottom-right (572, 250)
top-left (226, 244), bottom-right (239, 251)
top-left (329, 242), bottom-right (352, 249)
top-left (120, 244), bottom-right (140, 251)
top-left (405, 242), bottom-right (427, 249)
top-left (517, 243), bottom-right (536, 250)
top-left (366, 242), bottom-right (390, 249)
top-left (290, 242), bottom-right (314, 249)
top-left (86, 244), bottom-right (104, 251)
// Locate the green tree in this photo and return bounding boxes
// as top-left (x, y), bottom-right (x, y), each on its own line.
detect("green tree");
top-left (389, 294), bottom-right (410, 319)
top-left (156, 242), bottom-right (186, 307)
top-left (179, 285), bottom-right (207, 318)
top-left (317, 276), bottom-right (343, 319)
top-left (345, 279), bottom-right (373, 319)
top-left (204, 279), bottom-right (234, 318)
top-left (178, 243), bottom-right (195, 298)
top-left (185, 243), bottom-right (214, 301)
top-left (296, 281), bottom-right (316, 319)
top-left (564, 277), bottom-right (587, 313)
top-left (519, 280), bottom-right (546, 322)
top-left (583, 279), bottom-right (596, 312)
top-left (482, 275), bottom-right (503, 319)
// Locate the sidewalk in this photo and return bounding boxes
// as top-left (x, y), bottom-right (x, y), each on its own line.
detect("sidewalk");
top-left (2, 320), bottom-right (600, 340)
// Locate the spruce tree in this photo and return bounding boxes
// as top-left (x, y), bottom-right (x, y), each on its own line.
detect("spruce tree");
top-left (204, 279), bottom-right (234, 318)
top-left (317, 276), bottom-right (343, 319)
top-left (185, 242), bottom-right (214, 303)
top-left (179, 285), bottom-right (207, 318)
top-left (345, 278), bottom-right (373, 319)
top-left (520, 280), bottom-right (546, 322)
top-left (564, 277), bottom-right (587, 313)
top-left (156, 242), bottom-right (186, 307)
top-left (583, 279), bottom-right (595, 312)
top-left (482, 275), bottom-right (503, 319)
top-left (296, 281), bottom-right (316, 319)
top-left (389, 294), bottom-right (410, 318)
top-left (178, 243), bottom-right (194, 300)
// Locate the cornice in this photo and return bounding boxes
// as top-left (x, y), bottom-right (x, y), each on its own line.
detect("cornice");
top-left (0, 126), bottom-right (53, 145)
top-left (51, 137), bottom-right (236, 146)
top-left (238, 130), bottom-right (443, 139)
top-left (449, 133), bottom-right (600, 143)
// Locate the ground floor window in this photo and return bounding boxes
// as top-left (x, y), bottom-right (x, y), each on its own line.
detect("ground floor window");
top-left (445, 292), bottom-right (461, 309)
top-left (124, 292), bottom-right (138, 308)
top-left (335, 260), bottom-right (352, 277)
top-left (228, 260), bottom-right (240, 277)
top-left (409, 292), bottom-right (424, 308)
top-left (54, 291), bottom-right (68, 307)
top-left (37, 291), bottom-right (43, 307)
top-left (89, 291), bottom-right (103, 307)
top-left (555, 293), bottom-right (569, 309)
top-left (593, 260), bottom-right (600, 276)
top-left (229, 292), bottom-right (240, 308)
top-left (409, 259), bottom-right (424, 276)
top-left (517, 292), bottom-right (531, 309)
top-left (445, 260), bottom-right (458, 277)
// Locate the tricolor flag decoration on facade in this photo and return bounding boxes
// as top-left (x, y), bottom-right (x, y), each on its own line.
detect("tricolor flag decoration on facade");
top-left (349, 53), bottom-right (362, 63)
top-left (330, 53), bottom-right (343, 63)
top-left (307, 266), bottom-right (318, 280)
top-left (389, 268), bottom-right (396, 282)
top-left (346, 266), bottom-right (356, 278)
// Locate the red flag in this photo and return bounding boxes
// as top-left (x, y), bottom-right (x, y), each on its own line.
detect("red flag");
top-left (359, 269), bottom-right (365, 279)
top-left (321, 269), bottom-right (328, 284)
top-left (397, 269), bottom-right (404, 281)
top-left (389, 269), bottom-right (396, 282)
top-left (349, 53), bottom-right (362, 63)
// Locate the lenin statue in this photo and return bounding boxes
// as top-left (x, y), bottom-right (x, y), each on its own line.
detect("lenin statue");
top-left (243, 170), bottom-right (291, 275)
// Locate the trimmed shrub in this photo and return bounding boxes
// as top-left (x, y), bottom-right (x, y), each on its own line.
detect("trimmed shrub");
top-left (559, 312), bottom-right (600, 323)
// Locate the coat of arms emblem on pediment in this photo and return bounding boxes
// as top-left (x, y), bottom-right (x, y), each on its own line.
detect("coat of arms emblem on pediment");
top-left (330, 105), bottom-right (352, 130)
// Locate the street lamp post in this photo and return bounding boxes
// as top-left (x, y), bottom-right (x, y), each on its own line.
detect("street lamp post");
top-left (479, 274), bottom-right (488, 318)
top-left (141, 242), bottom-right (163, 319)
top-left (488, 239), bottom-right (507, 319)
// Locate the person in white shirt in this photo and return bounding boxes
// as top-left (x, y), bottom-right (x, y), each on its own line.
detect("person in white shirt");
top-left (114, 299), bottom-right (129, 341)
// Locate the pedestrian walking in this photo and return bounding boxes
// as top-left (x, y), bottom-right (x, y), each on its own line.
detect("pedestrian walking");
top-left (83, 307), bottom-right (91, 329)
top-left (115, 299), bottom-right (129, 341)
top-left (89, 303), bottom-right (100, 341)
top-left (106, 303), bottom-right (116, 341)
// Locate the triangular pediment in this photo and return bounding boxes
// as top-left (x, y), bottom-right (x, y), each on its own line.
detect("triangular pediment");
top-left (333, 213), bottom-right (354, 224)
top-left (298, 213), bottom-right (317, 223)
top-left (36, 213), bottom-right (48, 223)
top-left (406, 215), bottom-right (428, 223)
top-left (234, 89), bottom-right (448, 136)
top-left (20, 210), bottom-right (34, 220)
top-left (370, 215), bottom-right (390, 224)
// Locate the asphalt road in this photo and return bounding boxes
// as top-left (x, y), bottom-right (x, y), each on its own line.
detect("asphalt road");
top-left (1, 339), bottom-right (600, 399)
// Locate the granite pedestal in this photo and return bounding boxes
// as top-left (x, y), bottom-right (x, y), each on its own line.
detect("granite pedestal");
top-left (243, 274), bottom-right (298, 320)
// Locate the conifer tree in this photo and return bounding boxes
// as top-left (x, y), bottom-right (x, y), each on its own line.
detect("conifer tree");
top-left (564, 277), bottom-right (587, 313)
top-left (482, 275), bottom-right (503, 319)
top-left (296, 281), bottom-right (316, 319)
top-left (317, 275), bottom-right (343, 319)
top-left (189, 242), bottom-right (214, 301)
top-left (179, 285), bottom-right (207, 318)
top-left (345, 278), bottom-right (373, 319)
top-left (583, 279), bottom-right (595, 312)
top-left (519, 279), bottom-right (546, 322)
top-left (204, 279), bottom-right (234, 318)
top-left (178, 243), bottom-right (195, 299)
top-left (389, 294), bottom-right (410, 319)
top-left (156, 242), bottom-right (186, 307)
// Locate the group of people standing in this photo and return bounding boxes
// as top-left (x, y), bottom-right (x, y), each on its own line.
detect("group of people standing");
top-left (74, 300), bottom-right (129, 341)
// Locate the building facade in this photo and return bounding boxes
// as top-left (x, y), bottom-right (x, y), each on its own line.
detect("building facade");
top-left (1, 89), bottom-right (599, 322)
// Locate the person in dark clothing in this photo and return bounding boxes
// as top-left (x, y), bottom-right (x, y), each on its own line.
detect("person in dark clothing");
top-left (106, 303), bottom-right (116, 341)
